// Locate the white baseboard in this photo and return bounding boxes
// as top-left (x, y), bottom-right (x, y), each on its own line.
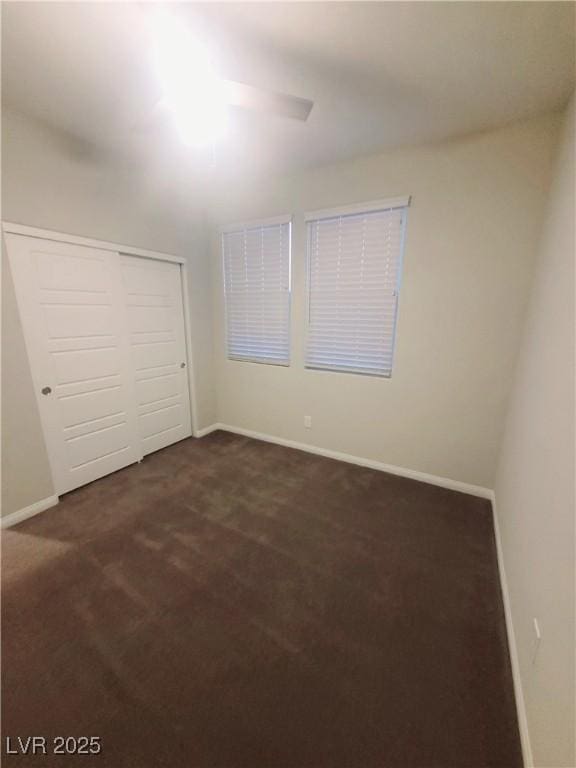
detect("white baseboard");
top-left (1, 495), bottom-right (59, 529)
top-left (193, 424), bottom-right (221, 439)
top-left (491, 491), bottom-right (533, 767)
top-left (201, 422), bottom-right (492, 499)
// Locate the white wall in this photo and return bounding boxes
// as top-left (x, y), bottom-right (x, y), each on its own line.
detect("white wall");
top-left (1, 107), bottom-right (216, 516)
top-left (209, 113), bottom-right (560, 489)
top-left (2, 243), bottom-right (54, 515)
top-left (494, 96), bottom-right (575, 767)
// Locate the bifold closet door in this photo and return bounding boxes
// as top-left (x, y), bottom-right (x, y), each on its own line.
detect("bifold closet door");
top-left (120, 255), bottom-right (192, 455)
top-left (6, 234), bottom-right (142, 495)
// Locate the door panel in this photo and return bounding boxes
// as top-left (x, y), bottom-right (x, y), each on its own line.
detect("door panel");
top-left (140, 403), bottom-right (184, 440)
top-left (52, 347), bottom-right (121, 385)
top-left (59, 386), bottom-right (123, 427)
top-left (121, 256), bottom-right (192, 455)
top-left (138, 374), bottom-right (180, 407)
top-left (132, 342), bottom-right (180, 371)
top-left (44, 304), bottom-right (115, 337)
top-left (36, 249), bottom-right (110, 291)
top-left (5, 234), bottom-right (142, 494)
top-left (65, 420), bottom-right (133, 469)
top-left (63, 411), bottom-right (126, 440)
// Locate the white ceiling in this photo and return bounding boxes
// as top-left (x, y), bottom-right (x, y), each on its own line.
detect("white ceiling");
top-left (2, 2), bottom-right (575, 175)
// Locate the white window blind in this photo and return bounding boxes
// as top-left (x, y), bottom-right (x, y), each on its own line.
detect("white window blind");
top-left (306, 200), bottom-right (408, 377)
top-left (223, 218), bottom-right (291, 365)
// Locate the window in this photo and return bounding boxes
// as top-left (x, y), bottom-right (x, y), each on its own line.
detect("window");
top-left (222, 216), bottom-right (291, 365)
top-left (305, 197), bottom-right (409, 377)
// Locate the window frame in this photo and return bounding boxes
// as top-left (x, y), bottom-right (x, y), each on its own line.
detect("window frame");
top-left (221, 214), bottom-right (292, 367)
top-left (304, 196), bottom-right (410, 378)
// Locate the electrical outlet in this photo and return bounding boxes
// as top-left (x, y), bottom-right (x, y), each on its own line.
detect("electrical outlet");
top-left (304, 415), bottom-right (312, 429)
top-left (531, 618), bottom-right (541, 664)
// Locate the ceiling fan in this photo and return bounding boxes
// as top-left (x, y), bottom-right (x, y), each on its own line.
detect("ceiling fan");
top-left (222, 80), bottom-right (313, 123)
top-left (148, 10), bottom-right (313, 146)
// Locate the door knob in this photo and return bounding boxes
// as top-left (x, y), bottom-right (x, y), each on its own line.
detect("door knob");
top-left (180, 362), bottom-right (186, 369)
top-left (41, 386), bottom-right (52, 395)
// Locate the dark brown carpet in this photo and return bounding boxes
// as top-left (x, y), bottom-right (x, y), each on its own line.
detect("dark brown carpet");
top-left (2, 432), bottom-right (522, 768)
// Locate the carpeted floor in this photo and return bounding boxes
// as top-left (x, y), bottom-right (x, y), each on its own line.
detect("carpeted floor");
top-left (2, 432), bottom-right (522, 767)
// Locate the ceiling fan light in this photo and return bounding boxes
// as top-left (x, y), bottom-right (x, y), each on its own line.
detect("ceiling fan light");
top-left (173, 97), bottom-right (228, 147)
top-left (150, 11), bottom-right (227, 147)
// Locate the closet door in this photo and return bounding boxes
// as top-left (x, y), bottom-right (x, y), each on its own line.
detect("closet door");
top-left (120, 255), bottom-right (192, 455)
top-left (5, 234), bottom-right (142, 495)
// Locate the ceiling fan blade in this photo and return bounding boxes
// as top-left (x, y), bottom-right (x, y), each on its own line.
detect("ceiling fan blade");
top-left (223, 80), bottom-right (313, 121)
